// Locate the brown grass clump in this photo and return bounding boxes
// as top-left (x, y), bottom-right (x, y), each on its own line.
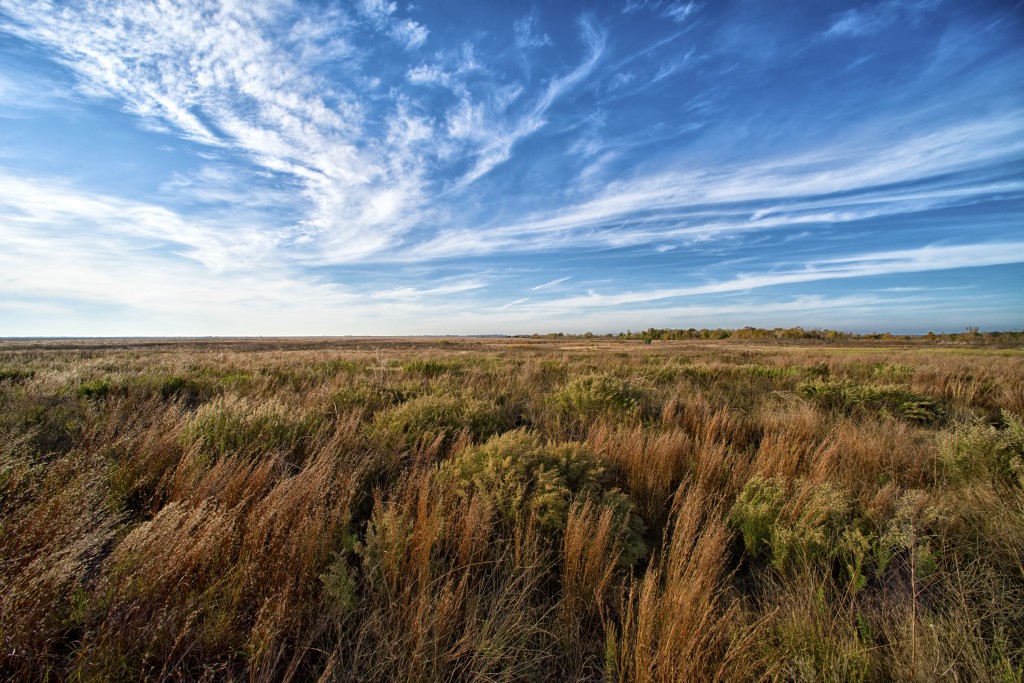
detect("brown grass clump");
top-left (1, 335), bottom-right (1022, 680)
top-left (608, 483), bottom-right (762, 682)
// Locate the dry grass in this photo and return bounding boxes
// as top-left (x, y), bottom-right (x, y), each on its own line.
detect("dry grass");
top-left (1, 335), bottom-right (1022, 680)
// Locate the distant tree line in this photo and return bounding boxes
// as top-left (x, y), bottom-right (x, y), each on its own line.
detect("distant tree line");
top-left (525, 326), bottom-right (1024, 344)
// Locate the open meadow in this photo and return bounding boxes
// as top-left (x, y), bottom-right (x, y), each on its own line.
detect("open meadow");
top-left (2, 336), bottom-right (1023, 681)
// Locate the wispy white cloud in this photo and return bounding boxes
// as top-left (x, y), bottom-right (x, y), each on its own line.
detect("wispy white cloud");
top-left (7, 0), bottom-right (1013, 271)
top-left (663, 2), bottom-right (701, 24)
top-left (0, 176), bottom-right (348, 324)
top-left (452, 15), bottom-right (607, 188)
top-left (514, 11), bottom-right (552, 49)
top-left (825, 0), bottom-right (941, 38)
top-left (371, 279), bottom-right (486, 301)
top-left (390, 19), bottom-right (429, 49)
top-left (399, 111), bottom-right (1024, 261)
top-left (498, 297), bottom-right (531, 310)
top-left (623, 0), bottom-right (663, 15)
top-left (520, 241), bottom-right (1024, 314)
top-left (532, 276), bottom-right (572, 290)
top-left (0, 172), bottom-right (491, 335)
top-left (0, 172), bottom-right (284, 273)
top-left (358, 0), bottom-right (428, 49)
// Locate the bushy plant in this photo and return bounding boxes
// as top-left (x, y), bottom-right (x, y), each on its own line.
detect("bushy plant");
top-left (329, 381), bottom-right (420, 415)
top-left (400, 358), bottom-right (463, 377)
top-left (368, 393), bottom-right (503, 450)
top-left (939, 410), bottom-right (1024, 487)
top-left (76, 378), bottom-right (112, 400)
top-left (797, 379), bottom-right (847, 409)
top-left (729, 475), bottom-right (785, 560)
top-left (548, 374), bottom-right (649, 425)
top-left (769, 481), bottom-right (852, 574)
top-left (798, 380), bottom-right (945, 424)
top-left (745, 365), bottom-right (798, 379)
top-left (150, 374), bottom-right (215, 406)
top-left (320, 550), bottom-right (359, 615)
top-left (12, 397), bottom-right (89, 456)
top-left (731, 476), bottom-right (853, 573)
top-left (357, 501), bottom-right (415, 594)
top-left (440, 430), bottom-right (646, 565)
top-left (871, 363), bottom-right (915, 381)
top-left (0, 367), bottom-right (34, 383)
top-left (873, 490), bottom-right (946, 580)
top-left (182, 397), bottom-right (324, 459)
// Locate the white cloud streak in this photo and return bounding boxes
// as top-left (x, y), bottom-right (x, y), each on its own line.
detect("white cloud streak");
top-left (450, 15), bottom-right (607, 189)
top-left (524, 242), bottom-right (1024, 313)
top-left (825, 0), bottom-right (940, 38)
top-left (532, 276), bottom-right (572, 290)
top-left (395, 104), bottom-right (1024, 261)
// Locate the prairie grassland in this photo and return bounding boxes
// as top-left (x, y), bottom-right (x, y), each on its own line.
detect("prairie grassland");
top-left (1, 336), bottom-right (1022, 681)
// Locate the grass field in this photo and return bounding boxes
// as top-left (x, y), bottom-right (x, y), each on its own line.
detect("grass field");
top-left (2, 336), bottom-right (1023, 681)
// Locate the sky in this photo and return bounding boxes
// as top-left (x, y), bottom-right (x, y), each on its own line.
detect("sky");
top-left (1, 0), bottom-right (1022, 336)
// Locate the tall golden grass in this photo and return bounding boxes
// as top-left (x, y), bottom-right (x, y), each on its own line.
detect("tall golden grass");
top-left (1, 336), bottom-right (1022, 681)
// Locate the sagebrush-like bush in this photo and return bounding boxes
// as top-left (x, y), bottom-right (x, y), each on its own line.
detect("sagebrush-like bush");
top-left (76, 378), bottom-right (113, 400)
top-left (182, 397), bottom-right (324, 459)
top-left (731, 476), bottom-right (853, 574)
top-left (368, 393), bottom-right (503, 449)
top-left (400, 358), bottom-right (463, 376)
top-left (729, 475), bottom-right (785, 561)
top-left (799, 379), bottom-right (945, 424)
top-left (548, 374), bottom-right (650, 426)
top-left (939, 410), bottom-right (1024, 487)
top-left (329, 381), bottom-right (421, 415)
top-left (769, 481), bottom-right (852, 574)
top-left (440, 429), bottom-right (646, 565)
top-left (0, 367), bottom-right (34, 383)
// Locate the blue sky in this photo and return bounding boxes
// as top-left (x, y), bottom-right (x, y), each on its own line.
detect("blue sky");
top-left (1, 0), bottom-right (1022, 335)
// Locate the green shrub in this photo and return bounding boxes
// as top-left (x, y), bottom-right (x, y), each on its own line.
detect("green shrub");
top-left (871, 363), bottom-right (914, 381)
top-left (357, 502), bottom-right (414, 593)
top-left (320, 536), bottom-right (360, 616)
top-left (769, 481), bottom-right (852, 574)
top-left (797, 379), bottom-right (847, 409)
top-left (217, 371), bottom-right (252, 389)
top-left (0, 368), bottom-right (34, 383)
top-left (744, 365), bottom-right (797, 379)
top-left (76, 379), bottom-right (112, 400)
top-left (329, 381), bottom-right (421, 415)
top-left (677, 363), bottom-right (723, 384)
top-left (798, 380), bottom-right (944, 424)
top-left (873, 490), bottom-right (945, 580)
top-left (730, 477), bottom-right (853, 573)
top-left (153, 374), bottom-right (214, 405)
top-left (400, 359), bottom-right (463, 376)
top-left (939, 410), bottom-right (1024, 487)
top-left (439, 429), bottom-right (646, 565)
top-left (729, 475), bottom-right (785, 561)
top-left (538, 358), bottom-right (567, 374)
top-left (159, 375), bottom-right (189, 399)
top-left (182, 397), bottom-right (324, 459)
top-left (548, 374), bottom-right (649, 425)
top-left (9, 397), bottom-right (88, 456)
top-left (316, 358), bottom-right (360, 376)
top-left (368, 393), bottom-right (503, 450)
